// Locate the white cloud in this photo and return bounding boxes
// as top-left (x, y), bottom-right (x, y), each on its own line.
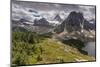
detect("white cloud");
top-left (78, 6), bottom-right (95, 20)
top-left (12, 2), bottom-right (42, 22)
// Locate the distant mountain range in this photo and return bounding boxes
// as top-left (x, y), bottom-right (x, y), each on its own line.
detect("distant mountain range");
top-left (12, 11), bottom-right (95, 31)
top-left (12, 11), bottom-right (96, 41)
top-left (34, 18), bottom-right (51, 27)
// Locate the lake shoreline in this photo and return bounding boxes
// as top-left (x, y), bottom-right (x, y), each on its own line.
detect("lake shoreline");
top-left (82, 42), bottom-right (96, 57)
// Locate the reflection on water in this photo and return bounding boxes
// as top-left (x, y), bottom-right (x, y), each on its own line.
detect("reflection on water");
top-left (82, 42), bottom-right (95, 57)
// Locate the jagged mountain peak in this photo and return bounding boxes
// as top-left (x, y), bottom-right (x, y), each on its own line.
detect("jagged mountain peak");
top-left (67, 11), bottom-right (84, 23)
top-left (54, 11), bottom-right (95, 33)
top-left (54, 14), bottom-right (62, 22)
top-left (61, 11), bottom-right (84, 32)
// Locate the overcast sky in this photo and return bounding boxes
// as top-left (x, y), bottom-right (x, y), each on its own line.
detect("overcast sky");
top-left (12, 0), bottom-right (96, 22)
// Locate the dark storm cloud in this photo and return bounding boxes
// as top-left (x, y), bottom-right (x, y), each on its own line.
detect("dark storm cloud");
top-left (13, 1), bottom-right (81, 11)
top-left (12, 1), bottom-right (96, 21)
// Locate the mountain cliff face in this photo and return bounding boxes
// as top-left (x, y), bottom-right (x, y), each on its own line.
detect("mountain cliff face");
top-left (56, 11), bottom-right (84, 32)
top-left (55, 11), bottom-right (95, 32)
top-left (55, 11), bottom-right (84, 33)
top-left (65, 11), bottom-right (84, 32)
top-left (54, 11), bottom-right (95, 42)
